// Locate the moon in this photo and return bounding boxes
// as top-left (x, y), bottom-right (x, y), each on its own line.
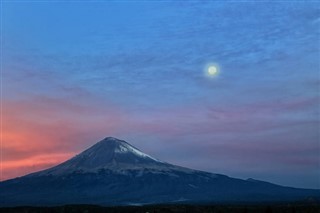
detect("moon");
top-left (208, 66), bottom-right (218, 75)
top-left (206, 65), bottom-right (219, 77)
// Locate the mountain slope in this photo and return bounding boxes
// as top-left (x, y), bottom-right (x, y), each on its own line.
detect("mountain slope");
top-left (0, 137), bottom-right (319, 206)
top-left (27, 137), bottom-right (195, 177)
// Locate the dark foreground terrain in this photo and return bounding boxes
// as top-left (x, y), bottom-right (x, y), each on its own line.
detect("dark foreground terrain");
top-left (0, 203), bottom-right (319, 213)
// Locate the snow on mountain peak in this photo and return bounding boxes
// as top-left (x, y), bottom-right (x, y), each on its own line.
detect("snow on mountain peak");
top-left (114, 142), bottom-right (161, 162)
top-left (93, 137), bottom-right (160, 161)
top-left (32, 137), bottom-right (167, 176)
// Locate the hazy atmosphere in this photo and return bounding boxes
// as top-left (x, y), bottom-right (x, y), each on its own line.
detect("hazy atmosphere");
top-left (2, 1), bottom-right (319, 189)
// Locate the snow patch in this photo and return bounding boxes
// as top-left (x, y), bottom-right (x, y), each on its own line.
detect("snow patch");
top-left (188, 184), bottom-right (198, 188)
top-left (115, 143), bottom-right (162, 162)
top-left (114, 144), bottom-right (129, 153)
top-left (172, 197), bottom-right (189, 202)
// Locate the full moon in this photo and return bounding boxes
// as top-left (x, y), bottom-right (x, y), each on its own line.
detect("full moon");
top-left (207, 65), bottom-right (218, 76)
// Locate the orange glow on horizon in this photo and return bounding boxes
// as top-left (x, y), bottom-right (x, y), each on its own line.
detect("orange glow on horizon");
top-left (1, 98), bottom-right (124, 181)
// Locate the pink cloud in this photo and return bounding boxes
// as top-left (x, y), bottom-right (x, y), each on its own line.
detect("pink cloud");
top-left (1, 97), bottom-right (127, 180)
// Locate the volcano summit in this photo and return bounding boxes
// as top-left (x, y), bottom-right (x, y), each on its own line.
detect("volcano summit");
top-left (0, 137), bottom-right (319, 206)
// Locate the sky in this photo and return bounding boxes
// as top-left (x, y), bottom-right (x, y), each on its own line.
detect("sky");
top-left (1, 1), bottom-right (319, 189)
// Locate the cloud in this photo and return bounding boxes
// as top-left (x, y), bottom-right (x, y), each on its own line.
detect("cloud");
top-left (1, 153), bottom-right (73, 180)
top-left (1, 97), bottom-right (127, 180)
top-left (2, 1), bottom-right (319, 188)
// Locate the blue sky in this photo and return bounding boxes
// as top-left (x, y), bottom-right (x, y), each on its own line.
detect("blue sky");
top-left (2, 1), bottom-right (320, 188)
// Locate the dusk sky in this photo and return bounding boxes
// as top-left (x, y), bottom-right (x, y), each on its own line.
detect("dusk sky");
top-left (2, 1), bottom-right (319, 189)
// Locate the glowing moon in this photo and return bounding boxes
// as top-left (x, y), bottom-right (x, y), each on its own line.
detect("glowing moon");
top-left (206, 65), bottom-right (219, 78)
top-left (208, 66), bottom-right (218, 76)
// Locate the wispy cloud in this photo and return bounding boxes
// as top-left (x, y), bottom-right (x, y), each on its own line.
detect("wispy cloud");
top-left (2, 1), bottom-right (319, 188)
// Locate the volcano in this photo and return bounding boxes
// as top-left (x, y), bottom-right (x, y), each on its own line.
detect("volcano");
top-left (0, 137), bottom-right (319, 206)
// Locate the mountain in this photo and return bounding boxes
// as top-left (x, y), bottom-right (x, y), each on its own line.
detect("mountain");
top-left (0, 137), bottom-right (319, 206)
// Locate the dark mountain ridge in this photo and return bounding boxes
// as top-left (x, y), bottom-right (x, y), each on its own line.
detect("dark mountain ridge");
top-left (0, 137), bottom-right (319, 206)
